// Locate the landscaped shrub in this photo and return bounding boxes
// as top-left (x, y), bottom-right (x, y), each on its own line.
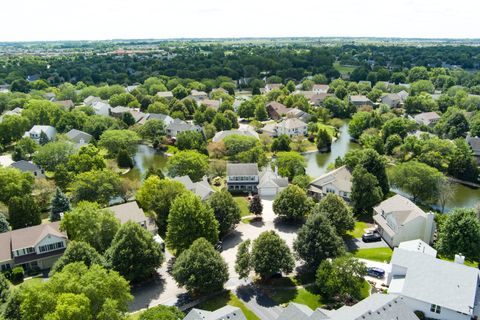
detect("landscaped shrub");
top-left (10, 267), bottom-right (24, 284)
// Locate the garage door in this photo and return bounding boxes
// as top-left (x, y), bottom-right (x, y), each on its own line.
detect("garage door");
top-left (259, 187), bottom-right (277, 196)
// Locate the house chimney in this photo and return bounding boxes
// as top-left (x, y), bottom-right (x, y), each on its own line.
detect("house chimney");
top-left (454, 254), bottom-right (465, 265)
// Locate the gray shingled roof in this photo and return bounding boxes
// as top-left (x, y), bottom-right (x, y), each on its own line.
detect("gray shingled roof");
top-left (184, 306), bottom-right (246, 320)
top-left (66, 129), bottom-right (92, 144)
top-left (227, 163), bottom-right (259, 176)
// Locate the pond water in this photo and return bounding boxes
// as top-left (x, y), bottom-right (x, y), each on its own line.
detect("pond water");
top-left (129, 122), bottom-right (480, 212)
top-left (124, 144), bottom-right (168, 181)
top-left (303, 122), bottom-right (480, 212)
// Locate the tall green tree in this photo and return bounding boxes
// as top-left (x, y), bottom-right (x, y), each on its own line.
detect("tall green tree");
top-left (0, 167), bottom-right (34, 205)
top-left (316, 129), bottom-right (332, 152)
top-left (0, 212), bottom-right (10, 233)
top-left (50, 241), bottom-right (105, 275)
top-left (98, 129), bottom-right (141, 157)
top-left (436, 208), bottom-right (480, 261)
top-left (105, 221), bottom-right (164, 283)
top-left (293, 213), bottom-right (345, 269)
top-left (172, 238), bottom-right (228, 294)
top-left (250, 231), bottom-right (294, 279)
top-left (351, 167), bottom-right (383, 215)
top-left (135, 177), bottom-right (186, 230)
top-left (0, 272), bottom-right (9, 303)
top-left (316, 255), bottom-right (367, 303)
top-left (166, 192), bottom-right (219, 254)
top-left (60, 202), bottom-right (120, 253)
top-left (358, 148), bottom-right (389, 196)
top-left (33, 141), bottom-right (75, 172)
top-left (248, 195), bottom-right (263, 216)
top-left (8, 195), bottom-right (41, 230)
top-left (389, 161), bottom-right (444, 203)
top-left (273, 152), bottom-right (306, 180)
top-left (273, 185), bottom-right (313, 220)
top-left (235, 240), bottom-right (252, 279)
top-left (70, 169), bottom-right (122, 205)
top-left (314, 193), bottom-right (355, 236)
top-left (207, 189), bottom-right (241, 236)
top-left (166, 150), bottom-right (209, 182)
top-left (50, 188), bottom-right (71, 222)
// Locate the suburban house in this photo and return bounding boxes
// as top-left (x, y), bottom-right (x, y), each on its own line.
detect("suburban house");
top-left (277, 294), bottom-right (419, 320)
top-left (414, 112), bottom-right (441, 126)
top-left (295, 91), bottom-right (332, 106)
top-left (146, 113), bottom-right (174, 126)
top-left (10, 160), bottom-right (45, 178)
top-left (286, 108), bottom-right (312, 123)
top-left (0, 222), bottom-right (68, 272)
top-left (55, 100), bottom-right (75, 109)
top-left (275, 118), bottom-right (308, 137)
top-left (226, 163), bottom-right (259, 193)
top-left (91, 101), bottom-right (112, 116)
top-left (155, 91), bottom-right (174, 100)
top-left (266, 101), bottom-right (292, 120)
top-left (165, 119), bottom-right (203, 138)
top-left (350, 95), bottom-right (374, 107)
top-left (184, 305), bottom-right (246, 320)
top-left (388, 241), bottom-right (480, 320)
top-left (466, 135), bottom-right (480, 163)
top-left (110, 106), bottom-right (131, 118)
top-left (264, 83), bottom-right (283, 92)
top-left (83, 95), bottom-right (104, 106)
top-left (307, 166), bottom-right (352, 201)
top-left (257, 166), bottom-right (289, 197)
top-left (172, 176), bottom-right (214, 201)
top-left (381, 93), bottom-right (403, 108)
top-left (210, 87), bottom-right (229, 96)
top-left (125, 85), bottom-right (138, 93)
top-left (66, 129), bottom-right (92, 147)
top-left (373, 194), bottom-right (435, 247)
top-left (397, 90), bottom-right (409, 101)
top-left (312, 84), bottom-right (329, 94)
top-left (199, 99), bottom-right (221, 110)
top-left (212, 126), bottom-right (259, 142)
top-left (24, 125), bottom-right (57, 143)
top-left (189, 89), bottom-right (208, 101)
top-left (108, 201), bottom-right (157, 234)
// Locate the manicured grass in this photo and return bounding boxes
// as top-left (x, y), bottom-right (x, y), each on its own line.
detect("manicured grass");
top-left (15, 276), bottom-right (44, 288)
top-left (127, 311), bottom-right (142, 320)
top-left (267, 287), bottom-right (323, 310)
top-left (234, 196), bottom-right (251, 217)
top-left (263, 273), bottom-right (316, 287)
top-left (198, 291), bottom-right (260, 320)
top-left (439, 255), bottom-right (478, 268)
top-left (347, 221), bottom-right (371, 238)
top-left (352, 248), bottom-right (393, 263)
top-left (333, 62), bottom-right (356, 75)
top-left (316, 123), bottom-right (337, 138)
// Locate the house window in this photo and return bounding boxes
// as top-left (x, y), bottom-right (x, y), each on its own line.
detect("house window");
top-left (38, 241), bottom-right (64, 253)
top-left (430, 304), bottom-right (441, 314)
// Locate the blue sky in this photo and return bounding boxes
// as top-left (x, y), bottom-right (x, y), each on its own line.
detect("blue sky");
top-left (2, 0), bottom-right (479, 41)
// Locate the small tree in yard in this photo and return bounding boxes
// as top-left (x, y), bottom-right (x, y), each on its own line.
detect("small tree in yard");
top-left (0, 272), bottom-right (9, 303)
top-left (293, 213), bottom-right (345, 269)
top-left (250, 231), bottom-right (295, 280)
top-left (316, 129), bottom-right (332, 152)
top-left (207, 189), bottom-right (241, 236)
top-left (235, 240), bottom-right (252, 279)
top-left (50, 188), bottom-right (70, 222)
top-left (116, 148), bottom-right (134, 168)
top-left (139, 305), bottom-right (184, 320)
top-left (172, 238), bottom-right (229, 295)
top-left (8, 195), bottom-right (41, 230)
top-left (0, 212), bottom-right (10, 233)
top-left (316, 255), bottom-right (367, 303)
top-left (50, 241), bottom-right (105, 275)
top-left (273, 185), bottom-right (313, 220)
top-left (249, 195), bottom-right (263, 217)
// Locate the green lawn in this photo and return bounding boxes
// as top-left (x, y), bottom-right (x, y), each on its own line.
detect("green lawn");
top-left (198, 291), bottom-right (260, 320)
top-left (15, 276), bottom-right (44, 288)
top-left (352, 248), bottom-right (393, 263)
top-left (316, 123), bottom-right (337, 138)
top-left (333, 62), bottom-right (356, 75)
top-left (267, 287), bottom-right (323, 310)
top-left (263, 273), bottom-right (316, 287)
top-left (127, 311), bottom-right (142, 320)
top-left (347, 221), bottom-right (371, 238)
top-left (234, 196), bottom-right (250, 217)
top-left (439, 255), bottom-right (478, 268)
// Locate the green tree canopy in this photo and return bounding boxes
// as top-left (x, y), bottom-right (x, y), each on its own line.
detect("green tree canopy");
top-left (314, 193), bottom-right (355, 236)
top-left (250, 231), bottom-right (294, 279)
top-left (8, 195), bottom-right (41, 230)
top-left (166, 150), bottom-right (209, 182)
top-left (273, 184), bottom-right (313, 220)
top-left (105, 221), bottom-right (164, 283)
top-left (0, 167), bottom-right (34, 205)
top-left (50, 241), bottom-right (105, 275)
top-left (273, 151), bottom-right (306, 180)
top-left (60, 201), bottom-right (120, 253)
top-left (98, 129), bottom-right (141, 157)
top-left (166, 192), bottom-right (219, 254)
top-left (33, 141), bottom-right (75, 172)
top-left (172, 238), bottom-right (228, 294)
top-left (351, 167), bottom-right (383, 215)
top-left (139, 305), bottom-right (184, 320)
top-left (70, 169), bottom-right (122, 205)
top-left (207, 189), bottom-right (241, 236)
top-left (293, 212), bottom-right (345, 269)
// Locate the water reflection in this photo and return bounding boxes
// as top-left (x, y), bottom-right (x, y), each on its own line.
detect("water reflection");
top-left (125, 145), bottom-right (168, 181)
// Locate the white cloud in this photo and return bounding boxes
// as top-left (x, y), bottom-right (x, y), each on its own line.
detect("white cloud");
top-left (2, 0), bottom-right (480, 41)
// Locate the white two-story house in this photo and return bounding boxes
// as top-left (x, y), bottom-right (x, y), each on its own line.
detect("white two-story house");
top-left (275, 118), bottom-right (308, 137)
top-left (0, 222), bottom-right (68, 272)
top-left (308, 166), bottom-right (352, 201)
top-left (24, 125), bottom-right (57, 143)
top-left (226, 163), bottom-right (259, 193)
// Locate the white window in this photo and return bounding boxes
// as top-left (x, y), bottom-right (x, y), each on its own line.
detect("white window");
top-left (38, 241), bottom-right (64, 253)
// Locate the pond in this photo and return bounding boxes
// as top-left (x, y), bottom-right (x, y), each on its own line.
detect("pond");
top-left (303, 122), bottom-right (480, 212)
top-left (124, 144), bottom-right (168, 181)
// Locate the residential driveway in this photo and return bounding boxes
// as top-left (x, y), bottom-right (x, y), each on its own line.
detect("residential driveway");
top-left (358, 258), bottom-right (391, 290)
top-left (129, 250), bottom-right (186, 312)
top-left (345, 237), bottom-right (389, 251)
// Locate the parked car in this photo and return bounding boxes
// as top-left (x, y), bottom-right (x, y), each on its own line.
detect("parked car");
top-left (362, 232), bottom-right (382, 243)
top-left (367, 267), bottom-right (385, 279)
